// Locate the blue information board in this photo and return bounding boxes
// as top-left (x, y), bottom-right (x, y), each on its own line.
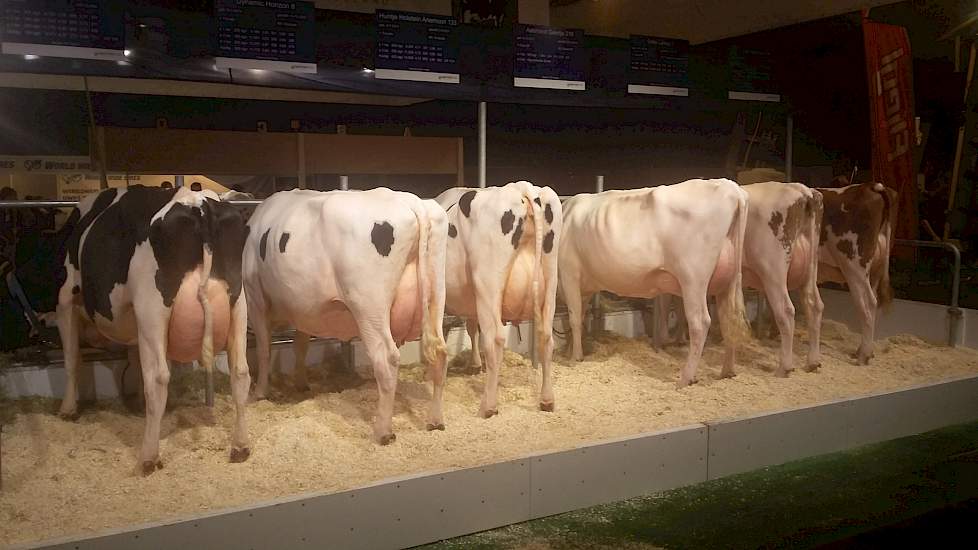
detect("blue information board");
top-left (375, 10), bottom-right (459, 83)
top-left (215, 0), bottom-right (317, 73)
top-left (728, 45), bottom-right (779, 102)
top-left (514, 24), bottom-right (585, 91)
top-left (1, 0), bottom-right (125, 60)
top-left (628, 35), bottom-right (689, 96)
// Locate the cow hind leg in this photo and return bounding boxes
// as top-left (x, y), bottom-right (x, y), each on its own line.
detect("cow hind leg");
top-left (56, 285), bottom-right (81, 420)
top-left (677, 284), bottom-right (710, 388)
top-left (351, 310), bottom-right (400, 444)
top-left (762, 281), bottom-right (796, 377)
top-left (227, 294), bottom-right (252, 462)
top-left (801, 279), bottom-right (824, 371)
top-left (293, 330), bottom-right (311, 392)
top-left (840, 262), bottom-right (878, 365)
top-left (250, 308), bottom-right (273, 401)
top-left (466, 318), bottom-right (483, 372)
top-left (134, 325), bottom-right (170, 475)
top-left (560, 274), bottom-right (586, 361)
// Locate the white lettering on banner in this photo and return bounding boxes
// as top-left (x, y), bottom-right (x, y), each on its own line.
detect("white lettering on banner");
top-left (876, 47), bottom-right (909, 162)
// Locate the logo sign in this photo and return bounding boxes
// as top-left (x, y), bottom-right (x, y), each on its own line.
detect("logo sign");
top-left (0, 156), bottom-right (94, 174)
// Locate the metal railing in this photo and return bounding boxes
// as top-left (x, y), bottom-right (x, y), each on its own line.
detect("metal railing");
top-left (893, 239), bottom-right (963, 346)
top-left (0, 199), bottom-right (262, 209)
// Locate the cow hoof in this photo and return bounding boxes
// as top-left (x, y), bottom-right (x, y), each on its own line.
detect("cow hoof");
top-left (539, 402), bottom-right (555, 412)
top-left (294, 382), bottom-right (310, 393)
top-left (426, 423), bottom-right (446, 431)
top-left (141, 459), bottom-right (163, 476)
top-left (774, 369), bottom-right (791, 378)
top-left (676, 379), bottom-right (696, 389)
top-left (229, 447), bottom-right (251, 463)
top-left (59, 411), bottom-right (80, 422)
top-left (247, 393), bottom-right (267, 404)
top-left (482, 409), bottom-right (498, 419)
top-left (379, 434), bottom-right (397, 446)
top-left (805, 363), bottom-right (821, 373)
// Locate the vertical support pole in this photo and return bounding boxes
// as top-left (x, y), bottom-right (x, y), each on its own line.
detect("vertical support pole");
top-left (590, 176), bottom-right (605, 336)
top-left (457, 138), bottom-right (465, 187)
top-left (478, 101), bottom-right (487, 188)
top-left (785, 114), bottom-right (793, 182)
top-left (297, 133), bottom-right (306, 189)
top-left (175, 175), bottom-right (185, 188)
top-left (83, 76), bottom-right (108, 191)
top-left (340, 170), bottom-right (354, 371)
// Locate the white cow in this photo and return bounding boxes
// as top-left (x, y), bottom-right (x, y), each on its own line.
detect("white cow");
top-left (244, 188), bottom-right (449, 444)
top-left (559, 178), bottom-right (750, 387)
top-left (54, 185), bottom-right (252, 474)
top-left (741, 181), bottom-right (824, 375)
top-left (434, 181), bottom-right (562, 416)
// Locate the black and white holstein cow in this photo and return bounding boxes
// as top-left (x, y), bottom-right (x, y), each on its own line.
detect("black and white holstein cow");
top-left (244, 188), bottom-right (448, 444)
top-left (559, 178), bottom-right (751, 387)
top-left (741, 181), bottom-right (825, 375)
top-left (434, 181), bottom-right (562, 416)
top-left (56, 185), bottom-right (252, 474)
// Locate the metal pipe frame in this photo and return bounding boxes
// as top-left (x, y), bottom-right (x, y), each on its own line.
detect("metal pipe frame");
top-left (893, 238), bottom-right (963, 346)
top-left (0, 199), bottom-right (263, 208)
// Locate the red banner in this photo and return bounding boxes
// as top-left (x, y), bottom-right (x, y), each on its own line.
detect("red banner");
top-left (863, 16), bottom-right (917, 239)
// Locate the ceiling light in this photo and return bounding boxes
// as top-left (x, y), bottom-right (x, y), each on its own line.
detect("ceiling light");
top-left (23, 54), bottom-right (38, 60)
top-left (362, 67), bottom-right (374, 74)
top-left (123, 49), bottom-right (131, 57)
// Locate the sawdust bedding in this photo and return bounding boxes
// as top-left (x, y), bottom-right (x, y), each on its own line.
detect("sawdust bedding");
top-left (2, 320), bottom-right (978, 547)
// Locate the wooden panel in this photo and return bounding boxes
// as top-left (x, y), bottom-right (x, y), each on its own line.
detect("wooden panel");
top-left (102, 127), bottom-right (299, 175)
top-left (303, 134), bottom-right (460, 175)
top-left (101, 128), bottom-right (460, 176)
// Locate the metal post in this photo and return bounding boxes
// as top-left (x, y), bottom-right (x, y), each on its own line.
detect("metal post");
top-left (340, 172), bottom-right (353, 371)
top-left (478, 101), bottom-right (487, 188)
top-left (590, 176), bottom-right (605, 335)
top-left (785, 114), bottom-right (793, 182)
top-left (175, 175), bottom-right (185, 188)
top-left (893, 239), bottom-right (962, 347)
top-left (297, 133), bottom-right (306, 189)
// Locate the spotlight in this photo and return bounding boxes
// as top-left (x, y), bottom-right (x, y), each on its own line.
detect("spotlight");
top-left (24, 54), bottom-right (38, 60)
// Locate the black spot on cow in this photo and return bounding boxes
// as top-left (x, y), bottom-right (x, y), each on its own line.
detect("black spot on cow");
top-left (68, 188), bottom-right (120, 270)
top-left (203, 199), bottom-right (249, 306)
top-left (533, 197), bottom-right (541, 206)
top-left (279, 232), bottom-right (290, 253)
top-left (79, 186), bottom-right (180, 320)
top-left (72, 285), bottom-right (79, 295)
top-left (543, 230), bottom-right (555, 253)
top-left (511, 217), bottom-right (524, 249)
top-left (459, 190), bottom-right (477, 217)
top-left (837, 239), bottom-right (856, 259)
top-left (150, 203), bottom-right (207, 308)
top-left (448, 223), bottom-right (458, 238)
top-left (372, 221), bottom-right (395, 257)
top-left (544, 203), bottom-right (554, 224)
top-left (259, 229), bottom-right (270, 261)
top-left (500, 210), bottom-right (515, 235)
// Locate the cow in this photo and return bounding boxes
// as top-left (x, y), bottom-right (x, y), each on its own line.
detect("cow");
top-left (741, 181), bottom-right (825, 375)
top-left (558, 178), bottom-right (751, 387)
top-left (816, 177), bottom-right (898, 364)
top-left (434, 181), bottom-right (562, 417)
top-left (49, 185), bottom-right (252, 475)
top-left (244, 188), bottom-right (449, 444)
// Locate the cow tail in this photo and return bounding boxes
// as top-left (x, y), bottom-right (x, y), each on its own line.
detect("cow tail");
top-left (411, 201), bottom-right (447, 366)
top-left (870, 182), bottom-right (896, 310)
top-left (720, 188), bottom-right (751, 346)
top-left (807, 189), bottom-right (824, 306)
top-left (519, 182), bottom-right (545, 361)
top-left (197, 240), bottom-right (215, 383)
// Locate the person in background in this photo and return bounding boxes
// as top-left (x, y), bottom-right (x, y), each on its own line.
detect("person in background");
top-left (0, 187), bottom-right (17, 262)
top-left (161, 181), bottom-right (173, 189)
top-left (190, 182), bottom-right (202, 191)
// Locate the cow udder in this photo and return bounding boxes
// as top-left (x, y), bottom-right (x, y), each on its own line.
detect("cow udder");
top-left (167, 271), bottom-right (230, 363)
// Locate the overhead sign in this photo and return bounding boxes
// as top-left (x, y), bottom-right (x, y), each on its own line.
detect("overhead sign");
top-left (513, 24), bottom-right (585, 91)
top-left (0, 156), bottom-right (94, 174)
top-left (0, 0), bottom-right (125, 61)
top-left (374, 10), bottom-right (459, 84)
top-left (628, 35), bottom-right (689, 97)
top-left (214, 0), bottom-right (317, 74)
top-left (727, 45), bottom-right (780, 102)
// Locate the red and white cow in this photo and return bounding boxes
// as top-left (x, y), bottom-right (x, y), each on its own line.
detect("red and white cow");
top-left (244, 188), bottom-right (449, 444)
top-left (434, 181), bottom-right (562, 416)
top-left (741, 181), bottom-right (824, 375)
top-left (559, 178), bottom-right (750, 387)
top-left (54, 185), bottom-right (252, 474)
top-left (816, 178), bottom-right (898, 364)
